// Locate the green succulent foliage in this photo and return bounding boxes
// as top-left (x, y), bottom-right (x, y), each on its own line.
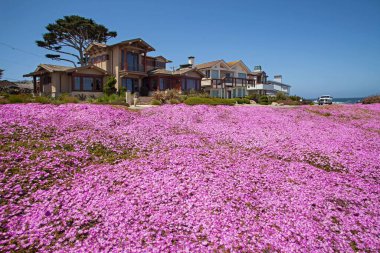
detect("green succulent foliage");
top-left (36, 15), bottom-right (117, 66)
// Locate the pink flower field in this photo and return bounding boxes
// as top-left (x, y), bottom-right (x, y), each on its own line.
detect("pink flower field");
top-left (0, 103), bottom-right (379, 252)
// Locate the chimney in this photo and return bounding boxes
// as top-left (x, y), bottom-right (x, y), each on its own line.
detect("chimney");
top-left (188, 56), bottom-right (195, 66)
top-left (274, 75), bottom-right (282, 83)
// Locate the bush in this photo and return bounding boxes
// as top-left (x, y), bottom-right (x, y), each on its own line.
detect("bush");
top-left (151, 99), bottom-right (162, 105)
top-left (275, 92), bottom-right (288, 101)
top-left (96, 94), bottom-right (126, 105)
top-left (35, 96), bottom-right (51, 104)
top-left (233, 98), bottom-right (251, 104)
top-left (61, 96), bottom-right (79, 103)
top-left (289, 95), bottom-right (301, 102)
top-left (258, 95), bottom-right (269, 105)
top-left (75, 93), bottom-right (87, 101)
top-left (8, 94), bottom-right (33, 103)
top-left (184, 97), bottom-right (235, 106)
top-left (165, 89), bottom-right (181, 101)
top-left (246, 93), bottom-right (260, 102)
top-left (153, 91), bottom-right (165, 103)
top-left (362, 95), bottom-right (380, 104)
top-left (169, 98), bottom-right (181, 104)
top-left (103, 76), bottom-right (117, 96)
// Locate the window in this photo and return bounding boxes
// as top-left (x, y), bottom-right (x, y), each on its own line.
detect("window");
top-left (211, 70), bottom-right (219, 79)
top-left (72, 76), bottom-right (103, 92)
top-left (186, 79), bottom-right (197, 90)
top-left (95, 78), bottom-right (102, 91)
top-left (74, 77), bottom-right (81, 91)
top-left (121, 49), bottom-right (125, 70)
top-left (159, 78), bottom-right (170, 90)
top-left (41, 75), bottom-right (51, 84)
top-left (83, 77), bottom-right (93, 91)
top-left (156, 61), bottom-right (165, 69)
top-left (127, 52), bottom-right (139, 71)
top-left (210, 90), bottom-right (219, 97)
top-left (238, 73), bottom-right (247, 78)
top-left (205, 70), bottom-right (210, 78)
top-left (122, 78), bottom-right (137, 92)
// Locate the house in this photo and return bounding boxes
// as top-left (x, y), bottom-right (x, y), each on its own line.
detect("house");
top-left (24, 38), bottom-right (204, 97)
top-left (195, 58), bottom-right (254, 98)
top-left (247, 66), bottom-right (291, 95)
top-left (24, 64), bottom-right (108, 97)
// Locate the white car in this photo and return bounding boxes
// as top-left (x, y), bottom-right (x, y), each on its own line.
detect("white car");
top-left (318, 95), bottom-right (333, 105)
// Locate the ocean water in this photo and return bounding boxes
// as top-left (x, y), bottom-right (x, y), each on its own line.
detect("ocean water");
top-left (310, 97), bottom-right (364, 104)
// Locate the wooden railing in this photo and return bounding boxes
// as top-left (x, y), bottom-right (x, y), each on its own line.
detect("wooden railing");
top-left (210, 77), bottom-right (255, 89)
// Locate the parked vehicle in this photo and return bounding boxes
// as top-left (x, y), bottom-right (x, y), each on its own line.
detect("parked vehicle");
top-left (318, 95), bottom-right (333, 105)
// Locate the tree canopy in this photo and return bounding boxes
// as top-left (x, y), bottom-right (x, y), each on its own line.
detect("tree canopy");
top-left (36, 15), bottom-right (117, 67)
top-left (0, 69), bottom-right (3, 80)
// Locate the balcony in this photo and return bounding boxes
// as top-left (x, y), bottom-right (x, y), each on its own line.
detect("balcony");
top-left (247, 83), bottom-right (273, 91)
top-left (202, 77), bottom-right (254, 89)
top-left (126, 64), bottom-right (145, 72)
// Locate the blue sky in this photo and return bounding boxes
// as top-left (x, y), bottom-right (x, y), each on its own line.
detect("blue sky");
top-left (0, 0), bottom-right (379, 98)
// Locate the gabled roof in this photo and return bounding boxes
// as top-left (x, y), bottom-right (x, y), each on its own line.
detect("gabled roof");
top-left (148, 67), bottom-right (204, 77)
top-left (146, 55), bottom-right (172, 63)
top-left (226, 60), bottom-right (240, 67)
top-left (24, 64), bottom-right (108, 77)
top-left (173, 67), bottom-right (205, 77)
top-left (226, 60), bottom-right (251, 73)
top-left (196, 60), bottom-right (224, 69)
top-left (38, 64), bottom-right (72, 72)
top-left (66, 64), bottom-right (108, 74)
top-left (23, 64), bottom-right (73, 77)
top-left (85, 38), bottom-right (155, 53)
top-left (196, 59), bottom-right (234, 70)
top-left (0, 80), bottom-right (17, 87)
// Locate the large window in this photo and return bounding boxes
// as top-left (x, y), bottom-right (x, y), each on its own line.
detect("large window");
top-left (127, 52), bottom-right (139, 71)
top-left (211, 70), bottom-right (219, 79)
top-left (72, 76), bottom-right (103, 92)
top-left (181, 78), bottom-right (200, 91)
top-left (122, 78), bottom-right (137, 92)
top-left (74, 77), bottom-right (81, 91)
top-left (83, 77), bottom-right (93, 91)
top-left (238, 73), bottom-right (247, 78)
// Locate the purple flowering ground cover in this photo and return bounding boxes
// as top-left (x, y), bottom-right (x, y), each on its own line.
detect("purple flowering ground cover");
top-left (0, 103), bottom-right (379, 252)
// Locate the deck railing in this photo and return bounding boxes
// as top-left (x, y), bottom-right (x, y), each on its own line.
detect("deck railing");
top-left (210, 77), bottom-right (255, 89)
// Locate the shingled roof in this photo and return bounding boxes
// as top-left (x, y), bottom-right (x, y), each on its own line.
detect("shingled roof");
top-left (195, 60), bottom-right (224, 69)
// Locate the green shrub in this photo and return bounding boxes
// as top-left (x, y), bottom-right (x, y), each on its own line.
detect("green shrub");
top-left (258, 95), bottom-right (269, 105)
top-left (275, 92), bottom-right (287, 101)
top-left (35, 96), bottom-right (51, 104)
top-left (153, 91), bottom-right (165, 103)
top-left (96, 94), bottom-right (125, 104)
top-left (103, 76), bottom-right (117, 96)
top-left (51, 100), bottom-right (65, 105)
top-left (8, 94), bottom-right (33, 103)
top-left (62, 96), bottom-right (79, 103)
top-left (75, 93), bottom-right (87, 101)
top-left (184, 97), bottom-right (235, 106)
top-left (165, 89), bottom-right (181, 101)
top-left (362, 95), bottom-right (380, 104)
top-left (0, 97), bottom-right (8, 104)
top-left (289, 95), bottom-right (301, 101)
top-left (186, 91), bottom-right (209, 98)
top-left (233, 98), bottom-right (251, 104)
top-left (169, 98), bottom-right (181, 104)
top-left (246, 93), bottom-right (260, 102)
top-left (151, 99), bottom-right (162, 105)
